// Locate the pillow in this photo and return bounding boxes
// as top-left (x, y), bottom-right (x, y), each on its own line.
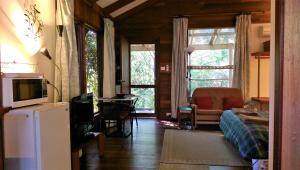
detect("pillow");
top-left (223, 96), bottom-right (244, 110)
top-left (195, 96), bottom-right (213, 109)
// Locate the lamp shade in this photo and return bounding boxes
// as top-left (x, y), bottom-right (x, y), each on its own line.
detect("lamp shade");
top-left (40, 48), bottom-right (52, 60)
top-left (184, 46), bottom-right (195, 55)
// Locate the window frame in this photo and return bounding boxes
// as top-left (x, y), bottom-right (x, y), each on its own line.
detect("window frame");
top-left (187, 28), bottom-right (235, 97)
top-left (75, 20), bottom-right (103, 108)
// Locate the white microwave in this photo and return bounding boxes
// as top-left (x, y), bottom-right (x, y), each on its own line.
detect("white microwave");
top-left (1, 73), bottom-right (48, 108)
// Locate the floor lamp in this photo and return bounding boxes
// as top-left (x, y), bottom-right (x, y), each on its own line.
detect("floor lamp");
top-left (184, 46), bottom-right (194, 101)
top-left (40, 47), bottom-right (61, 101)
top-left (40, 25), bottom-right (64, 102)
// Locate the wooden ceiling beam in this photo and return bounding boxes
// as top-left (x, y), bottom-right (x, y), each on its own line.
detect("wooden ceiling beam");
top-left (114, 0), bottom-right (161, 21)
top-left (199, 0), bottom-right (269, 4)
top-left (115, 1), bottom-right (269, 22)
top-left (103, 0), bottom-right (134, 14)
top-left (84, 0), bottom-right (98, 6)
top-left (115, 11), bottom-right (270, 31)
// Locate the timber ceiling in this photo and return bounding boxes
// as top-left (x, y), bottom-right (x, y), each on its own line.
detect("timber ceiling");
top-left (94, 0), bottom-right (270, 30)
top-left (94, 0), bottom-right (270, 22)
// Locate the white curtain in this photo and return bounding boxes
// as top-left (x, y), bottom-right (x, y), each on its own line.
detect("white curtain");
top-left (103, 18), bottom-right (116, 98)
top-left (171, 18), bottom-right (188, 118)
top-left (54, 0), bottom-right (80, 102)
top-left (232, 15), bottom-right (251, 101)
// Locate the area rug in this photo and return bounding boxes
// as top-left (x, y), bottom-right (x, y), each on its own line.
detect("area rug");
top-left (160, 130), bottom-right (250, 167)
top-left (159, 163), bottom-right (209, 170)
top-left (159, 120), bottom-right (180, 129)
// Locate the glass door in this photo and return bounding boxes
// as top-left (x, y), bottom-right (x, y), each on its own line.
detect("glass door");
top-left (130, 44), bottom-right (156, 114)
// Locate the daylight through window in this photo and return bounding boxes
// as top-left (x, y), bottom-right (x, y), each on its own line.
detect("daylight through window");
top-left (188, 28), bottom-right (236, 97)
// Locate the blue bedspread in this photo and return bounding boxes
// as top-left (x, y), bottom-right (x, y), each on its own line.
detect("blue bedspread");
top-left (219, 110), bottom-right (269, 159)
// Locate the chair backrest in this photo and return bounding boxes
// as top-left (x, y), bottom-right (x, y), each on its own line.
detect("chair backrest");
top-left (191, 88), bottom-right (243, 109)
top-left (101, 102), bottom-right (124, 120)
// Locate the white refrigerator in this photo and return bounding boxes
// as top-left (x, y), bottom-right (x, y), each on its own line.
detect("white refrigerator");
top-left (4, 103), bottom-right (71, 170)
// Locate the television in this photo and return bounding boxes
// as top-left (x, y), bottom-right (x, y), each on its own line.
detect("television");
top-left (70, 93), bottom-right (95, 147)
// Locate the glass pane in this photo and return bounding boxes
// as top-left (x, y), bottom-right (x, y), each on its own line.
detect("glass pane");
top-left (190, 69), bottom-right (231, 79)
top-left (189, 28), bottom-right (235, 45)
top-left (190, 35), bottom-right (211, 45)
top-left (189, 69), bottom-right (232, 96)
top-left (215, 34), bottom-right (235, 44)
top-left (130, 44), bottom-right (155, 85)
top-left (190, 49), bottom-right (231, 66)
top-left (220, 28), bottom-right (235, 33)
top-left (189, 79), bottom-right (230, 96)
top-left (85, 29), bottom-right (98, 112)
top-left (131, 88), bottom-right (155, 113)
top-left (190, 29), bottom-right (214, 34)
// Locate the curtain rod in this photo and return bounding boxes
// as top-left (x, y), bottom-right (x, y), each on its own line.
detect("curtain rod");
top-left (172, 11), bottom-right (266, 18)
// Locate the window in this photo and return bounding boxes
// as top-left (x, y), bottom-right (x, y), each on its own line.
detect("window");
top-left (85, 29), bottom-right (99, 111)
top-left (76, 23), bottom-right (102, 112)
top-left (130, 44), bottom-right (156, 113)
top-left (188, 28), bottom-right (235, 97)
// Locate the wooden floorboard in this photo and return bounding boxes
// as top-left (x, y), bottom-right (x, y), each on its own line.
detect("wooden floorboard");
top-left (81, 118), bottom-right (164, 170)
top-left (80, 119), bottom-right (250, 170)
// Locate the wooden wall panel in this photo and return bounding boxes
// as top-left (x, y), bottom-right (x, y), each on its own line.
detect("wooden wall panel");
top-left (281, 0), bottom-right (300, 169)
top-left (74, 0), bottom-right (102, 30)
top-left (115, 0), bottom-right (271, 119)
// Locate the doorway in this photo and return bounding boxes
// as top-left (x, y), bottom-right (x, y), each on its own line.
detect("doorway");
top-left (129, 44), bottom-right (156, 115)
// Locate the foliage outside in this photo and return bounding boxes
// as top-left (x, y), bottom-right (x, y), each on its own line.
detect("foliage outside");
top-left (85, 30), bottom-right (99, 112)
top-left (130, 45), bottom-right (155, 111)
top-left (188, 28), bottom-right (235, 96)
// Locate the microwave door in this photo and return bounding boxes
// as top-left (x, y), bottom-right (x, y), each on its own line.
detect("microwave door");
top-left (13, 79), bottom-right (44, 102)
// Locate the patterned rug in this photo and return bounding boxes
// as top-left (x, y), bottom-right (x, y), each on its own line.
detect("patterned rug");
top-left (159, 120), bottom-right (180, 129)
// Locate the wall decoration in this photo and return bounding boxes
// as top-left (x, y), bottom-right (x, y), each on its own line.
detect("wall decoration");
top-left (24, 4), bottom-right (43, 40)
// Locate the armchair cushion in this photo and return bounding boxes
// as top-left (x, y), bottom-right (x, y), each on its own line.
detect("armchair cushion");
top-left (223, 96), bottom-right (244, 110)
top-left (195, 96), bottom-right (213, 109)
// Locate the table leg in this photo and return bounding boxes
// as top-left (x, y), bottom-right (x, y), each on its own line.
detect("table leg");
top-left (71, 149), bottom-right (80, 170)
top-left (98, 133), bottom-right (105, 157)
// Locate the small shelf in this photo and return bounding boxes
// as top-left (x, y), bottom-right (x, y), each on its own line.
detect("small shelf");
top-left (251, 97), bottom-right (269, 104)
top-left (251, 52), bottom-right (270, 59)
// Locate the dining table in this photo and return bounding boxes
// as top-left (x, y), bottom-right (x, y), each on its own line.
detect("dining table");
top-left (98, 95), bottom-right (138, 102)
top-left (98, 94), bottom-right (138, 137)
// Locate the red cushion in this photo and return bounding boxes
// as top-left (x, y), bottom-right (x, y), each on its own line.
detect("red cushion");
top-left (223, 96), bottom-right (244, 110)
top-left (195, 96), bottom-right (213, 109)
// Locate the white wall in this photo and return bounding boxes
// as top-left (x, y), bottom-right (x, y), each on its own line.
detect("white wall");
top-left (249, 24), bottom-right (271, 98)
top-left (0, 0), bottom-right (56, 101)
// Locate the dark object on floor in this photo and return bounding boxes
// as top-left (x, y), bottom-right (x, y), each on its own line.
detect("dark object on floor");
top-left (179, 118), bottom-right (192, 130)
top-left (177, 106), bottom-right (194, 129)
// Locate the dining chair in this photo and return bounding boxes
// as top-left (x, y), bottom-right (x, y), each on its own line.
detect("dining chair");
top-left (130, 97), bottom-right (139, 127)
top-left (100, 102), bottom-right (133, 137)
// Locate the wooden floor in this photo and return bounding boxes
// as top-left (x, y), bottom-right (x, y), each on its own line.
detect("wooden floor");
top-left (81, 118), bottom-right (164, 170)
top-left (80, 119), bottom-right (251, 170)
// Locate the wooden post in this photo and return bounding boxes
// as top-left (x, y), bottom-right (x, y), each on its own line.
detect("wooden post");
top-left (0, 45), bottom-right (4, 170)
top-left (98, 133), bottom-right (105, 157)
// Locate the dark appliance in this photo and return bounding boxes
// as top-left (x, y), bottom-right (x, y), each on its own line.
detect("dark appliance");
top-left (70, 93), bottom-right (95, 148)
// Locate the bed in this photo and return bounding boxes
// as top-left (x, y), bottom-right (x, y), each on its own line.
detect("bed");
top-left (219, 110), bottom-right (269, 159)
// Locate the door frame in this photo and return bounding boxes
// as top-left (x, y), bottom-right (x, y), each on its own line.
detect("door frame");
top-left (273, 0), bottom-right (284, 169)
top-left (128, 40), bottom-right (159, 117)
